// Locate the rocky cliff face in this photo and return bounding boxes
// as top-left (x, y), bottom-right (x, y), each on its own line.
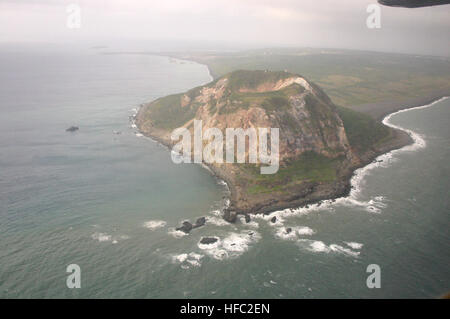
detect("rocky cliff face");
top-left (137, 70), bottom-right (359, 215)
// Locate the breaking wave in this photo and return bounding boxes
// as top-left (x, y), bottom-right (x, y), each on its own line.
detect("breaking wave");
top-left (172, 252), bottom-right (204, 269)
top-left (91, 232), bottom-right (129, 244)
top-left (298, 239), bottom-right (362, 257)
top-left (143, 220), bottom-right (167, 230)
top-left (197, 230), bottom-right (261, 260)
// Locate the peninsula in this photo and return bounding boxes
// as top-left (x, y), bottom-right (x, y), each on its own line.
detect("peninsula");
top-left (136, 69), bottom-right (412, 221)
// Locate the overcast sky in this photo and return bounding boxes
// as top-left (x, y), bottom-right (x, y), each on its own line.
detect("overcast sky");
top-left (0, 0), bottom-right (449, 56)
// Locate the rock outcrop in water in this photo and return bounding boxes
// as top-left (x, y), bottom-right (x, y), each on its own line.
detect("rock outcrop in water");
top-left (176, 221), bottom-right (193, 233)
top-left (66, 126), bottom-right (79, 132)
top-left (199, 237), bottom-right (218, 245)
top-left (193, 217), bottom-right (206, 228)
top-left (176, 217), bottom-right (207, 233)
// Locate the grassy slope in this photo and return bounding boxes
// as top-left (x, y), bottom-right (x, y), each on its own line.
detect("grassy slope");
top-left (336, 106), bottom-right (390, 153)
top-left (243, 152), bottom-right (341, 195)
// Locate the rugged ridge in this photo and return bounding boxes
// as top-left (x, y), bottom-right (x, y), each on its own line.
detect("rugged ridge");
top-left (136, 70), bottom-right (388, 218)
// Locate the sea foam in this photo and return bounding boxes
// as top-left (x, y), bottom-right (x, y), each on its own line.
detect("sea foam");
top-left (172, 252), bottom-right (204, 269)
top-left (297, 239), bottom-right (363, 257)
top-left (167, 228), bottom-right (188, 238)
top-left (91, 232), bottom-right (129, 244)
top-left (143, 220), bottom-right (167, 230)
top-left (197, 230), bottom-right (261, 260)
top-left (274, 226), bottom-right (315, 240)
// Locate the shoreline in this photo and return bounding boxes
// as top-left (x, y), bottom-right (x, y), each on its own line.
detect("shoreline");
top-left (132, 54), bottom-right (449, 220)
top-left (347, 89), bottom-right (450, 121)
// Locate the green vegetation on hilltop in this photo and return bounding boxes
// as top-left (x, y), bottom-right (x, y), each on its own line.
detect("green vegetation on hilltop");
top-left (227, 69), bottom-right (292, 91)
top-left (219, 84), bottom-right (304, 114)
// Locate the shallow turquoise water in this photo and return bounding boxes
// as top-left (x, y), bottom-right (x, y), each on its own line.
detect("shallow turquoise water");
top-left (0, 48), bottom-right (448, 298)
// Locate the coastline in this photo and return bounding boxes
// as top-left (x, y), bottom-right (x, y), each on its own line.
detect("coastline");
top-left (347, 89), bottom-right (450, 121)
top-left (133, 55), bottom-right (448, 220)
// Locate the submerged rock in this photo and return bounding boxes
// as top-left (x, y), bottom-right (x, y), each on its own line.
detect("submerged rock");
top-left (271, 216), bottom-right (277, 223)
top-left (176, 221), bottom-right (193, 233)
top-left (244, 214), bottom-right (251, 223)
top-left (199, 237), bottom-right (218, 245)
top-left (66, 126), bottom-right (79, 132)
top-left (193, 217), bottom-right (206, 228)
top-left (286, 227), bottom-right (292, 234)
top-left (223, 210), bottom-right (237, 223)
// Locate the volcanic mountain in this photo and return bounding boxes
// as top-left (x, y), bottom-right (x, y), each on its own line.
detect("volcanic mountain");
top-left (136, 70), bottom-right (399, 219)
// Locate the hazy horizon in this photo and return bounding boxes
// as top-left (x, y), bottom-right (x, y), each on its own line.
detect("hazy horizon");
top-left (0, 0), bottom-right (449, 56)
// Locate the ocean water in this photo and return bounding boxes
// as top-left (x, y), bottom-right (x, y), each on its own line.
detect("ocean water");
top-left (0, 49), bottom-right (449, 298)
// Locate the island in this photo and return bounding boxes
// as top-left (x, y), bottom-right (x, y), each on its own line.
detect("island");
top-left (136, 69), bottom-right (415, 221)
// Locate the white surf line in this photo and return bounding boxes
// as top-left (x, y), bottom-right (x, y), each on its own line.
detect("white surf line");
top-left (340, 96), bottom-right (448, 205)
top-left (204, 64), bottom-right (214, 83)
top-left (381, 96), bottom-right (449, 151)
top-left (342, 98), bottom-right (449, 203)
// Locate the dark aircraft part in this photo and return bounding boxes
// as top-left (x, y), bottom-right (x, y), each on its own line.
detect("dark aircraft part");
top-left (378, 0), bottom-right (450, 7)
